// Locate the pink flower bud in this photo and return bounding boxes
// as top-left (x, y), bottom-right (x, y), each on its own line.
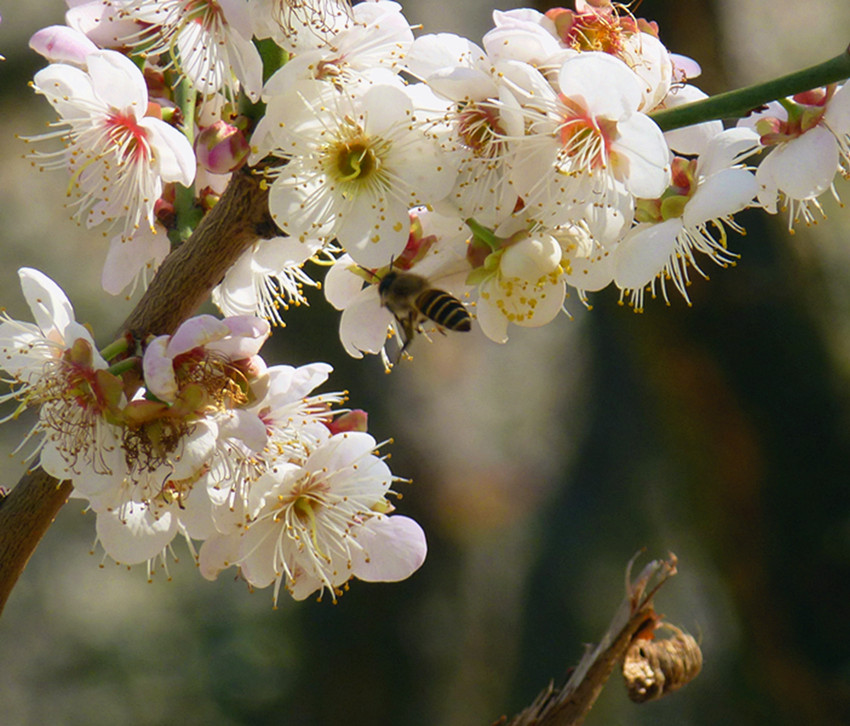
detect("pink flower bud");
top-left (29, 25), bottom-right (98, 66)
top-left (325, 410), bottom-right (369, 435)
top-left (194, 120), bottom-right (250, 174)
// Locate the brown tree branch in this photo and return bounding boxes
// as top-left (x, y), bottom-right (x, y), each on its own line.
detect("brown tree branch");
top-left (0, 473), bottom-right (73, 613)
top-left (496, 553), bottom-right (679, 726)
top-left (0, 168), bottom-right (271, 616)
top-left (123, 168), bottom-right (272, 336)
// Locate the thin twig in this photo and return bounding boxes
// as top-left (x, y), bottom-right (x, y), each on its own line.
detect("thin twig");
top-left (497, 553), bottom-right (679, 726)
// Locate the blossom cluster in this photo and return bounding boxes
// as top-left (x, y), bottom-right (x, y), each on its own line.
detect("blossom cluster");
top-left (24, 0), bottom-right (850, 363)
top-left (10, 0), bottom-right (850, 605)
top-left (0, 269), bottom-right (426, 602)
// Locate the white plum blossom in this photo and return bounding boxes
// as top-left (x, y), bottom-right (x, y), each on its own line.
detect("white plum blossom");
top-left (65, 0), bottom-right (142, 48)
top-left (324, 210), bottom-right (471, 364)
top-left (200, 431), bottom-right (427, 603)
top-left (254, 79), bottom-right (458, 267)
top-left (0, 269), bottom-right (126, 493)
top-left (405, 32), bottom-right (524, 227)
top-left (486, 4), bottom-right (673, 110)
top-left (248, 362), bottom-right (342, 460)
top-left (614, 128), bottom-right (759, 310)
top-left (101, 222), bottom-right (171, 296)
top-left (556, 221), bottom-right (617, 304)
top-left (482, 8), bottom-right (563, 66)
top-left (83, 418), bottom-right (222, 567)
top-left (0, 268), bottom-right (96, 391)
top-left (204, 360), bottom-right (345, 538)
top-left (113, 0), bottom-right (263, 101)
top-left (26, 50), bottom-right (196, 243)
top-left (471, 226), bottom-right (566, 343)
top-left (261, 0), bottom-right (414, 95)
top-left (661, 84), bottom-right (724, 157)
top-left (249, 0), bottom-right (353, 54)
top-left (211, 236), bottom-right (324, 324)
top-left (504, 52), bottom-right (671, 227)
top-left (740, 84), bottom-right (850, 230)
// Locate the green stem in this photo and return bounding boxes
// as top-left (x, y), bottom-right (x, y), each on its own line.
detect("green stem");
top-left (650, 47), bottom-right (850, 132)
top-left (465, 217), bottom-right (500, 251)
top-left (173, 78), bottom-right (200, 243)
top-left (99, 336), bottom-right (129, 362)
top-left (106, 357), bottom-right (141, 378)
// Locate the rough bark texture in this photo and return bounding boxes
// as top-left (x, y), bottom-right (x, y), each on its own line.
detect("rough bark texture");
top-left (0, 168), bottom-right (270, 616)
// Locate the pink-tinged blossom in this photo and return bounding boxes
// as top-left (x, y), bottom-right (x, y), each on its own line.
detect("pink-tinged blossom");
top-left (195, 120), bottom-right (250, 174)
top-left (26, 50), bottom-right (196, 243)
top-left (143, 314), bottom-right (270, 402)
top-left (740, 84), bottom-right (850, 230)
top-left (76, 314), bottom-right (276, 565)
top-left (0, 268), bottom-right (125, 493)
top-left (29, 25), bottom-right (99, 66)
top-left (504, 52), bottom-right (671, 228)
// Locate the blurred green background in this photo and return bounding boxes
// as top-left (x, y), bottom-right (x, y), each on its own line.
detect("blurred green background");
top-left (1, 1), bottom-right (850, 724)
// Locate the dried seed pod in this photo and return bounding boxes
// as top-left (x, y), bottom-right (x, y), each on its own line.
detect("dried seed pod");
top-left (622, 623), bottom-right (702, 703)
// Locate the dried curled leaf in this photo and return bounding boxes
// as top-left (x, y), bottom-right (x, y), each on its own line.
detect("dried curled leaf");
top-left (622, 623), bottom-right (702, 703)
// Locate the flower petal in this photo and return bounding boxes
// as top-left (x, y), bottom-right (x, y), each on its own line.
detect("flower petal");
top-left (18, 267), bottom-right (76, 341)
top-left (96, 506), bottom-right (177, 565)
top-left (351, 515), bottom-right (427, 582)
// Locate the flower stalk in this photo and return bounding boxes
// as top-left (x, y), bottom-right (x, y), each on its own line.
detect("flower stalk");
top-left (651, 46), bottom-right (850, 132)
top-left (173, 77), bottom-right (200, 243)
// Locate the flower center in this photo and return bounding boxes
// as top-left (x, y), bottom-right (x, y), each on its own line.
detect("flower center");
top-left (322, 117), bottom-right (390, 193)
top-left (457, 103), bottom-right (505, 157)
top-left (104, 112), bottom-right (151, 164)
top-left (556, 101), bottom-right (616, 172)
top-left (547, 4), bottom-right (629, 55)
top-left (334, 139), bottom-right (378, 181)
top-left (183, 0), bottom-right (225, 27)
top-left (568, 13), bottom-right (624, 53)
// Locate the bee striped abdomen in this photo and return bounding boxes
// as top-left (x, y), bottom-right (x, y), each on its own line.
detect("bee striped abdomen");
top-left (416, 289), bottom-right (472, 331)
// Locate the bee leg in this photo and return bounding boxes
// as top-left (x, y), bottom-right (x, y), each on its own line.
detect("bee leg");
top-left (393, 315), bottom-right (418, 363)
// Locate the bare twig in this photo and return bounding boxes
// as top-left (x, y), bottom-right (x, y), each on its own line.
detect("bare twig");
top-left (0, 169), bottom-right (271, 616)
top-left (497, 553), bottom-right (679, 726)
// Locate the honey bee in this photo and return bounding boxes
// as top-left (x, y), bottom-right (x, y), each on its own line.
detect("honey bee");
top-left (377, 267), bottom-right (471, 356)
